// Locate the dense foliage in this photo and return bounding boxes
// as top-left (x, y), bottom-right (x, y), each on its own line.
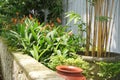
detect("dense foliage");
top-left (97, 61), bottom-right (120, 80)
top-left (2, 17), bottom-right (85, 62)
top-left (1, 1), bottom-right (120, 79)
top-left (0, 0), bottom-right (63, 22)
top-left (0, 0), bottom-right (63, 35)
top-left (1, 16), bottom-right (92, 78)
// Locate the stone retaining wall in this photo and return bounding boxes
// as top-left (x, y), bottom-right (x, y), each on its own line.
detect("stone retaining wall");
top-left (0, 38), bottom-right (64, 80)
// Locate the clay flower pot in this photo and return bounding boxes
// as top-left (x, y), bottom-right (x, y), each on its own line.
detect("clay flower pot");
top-left (56, 65), bottom-right (86, 80)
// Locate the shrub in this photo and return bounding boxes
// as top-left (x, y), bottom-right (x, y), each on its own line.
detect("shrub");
top-left (97, 61), bottom-right (120, 80)
top-left (48, 53), bottom-right (90, 77)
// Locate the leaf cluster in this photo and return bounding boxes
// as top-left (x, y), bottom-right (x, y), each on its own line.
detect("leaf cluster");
top-left (97, 61), bottom-right (120, 80)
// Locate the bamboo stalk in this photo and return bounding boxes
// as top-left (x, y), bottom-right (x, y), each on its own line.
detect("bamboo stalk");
top-left (92, 6), bottom-right (97, 57)
top-left (97, 0), bottom-right (104, 57)
top-left (92, 0), bottom-right (99, 57)
top-left (97, 1), bottom-right (100, 57)
top-left (101, 0), bottom-right (107, 57)
top-left (88, 1), bottom-right (92, 56)
top-left (100, 0), bottom-right (105, 57)
top-left (103, 0), bottom-right (108, 57)
top-left (86, 0), bottom-right (89, 56)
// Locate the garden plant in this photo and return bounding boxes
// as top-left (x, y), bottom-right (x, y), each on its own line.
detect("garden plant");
top-left (0, 0), bottom-right (120, 80)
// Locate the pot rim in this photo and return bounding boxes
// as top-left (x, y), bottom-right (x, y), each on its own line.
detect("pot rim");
top-left (56, 65), bottom-right (83, 73)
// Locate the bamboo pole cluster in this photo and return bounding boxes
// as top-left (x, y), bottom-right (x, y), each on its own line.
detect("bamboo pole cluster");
top-left (85, 0), bottom-right (117, 57)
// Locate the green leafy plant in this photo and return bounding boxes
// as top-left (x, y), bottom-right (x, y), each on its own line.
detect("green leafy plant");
top-left (6, 18), bottom-right (51, 61)
top-left (48, 53), bottom-right (90, 75)
top-left (8, 18), bottom-right (38, 52)
top-left (65, 11), bottom-right (86, 52)
top-left (96, 62), bottom-right (120, 80)
top-left (3, 18), bottom-right (83, 63)
top-left (0, 0), bottom-right (63, 23)
top-left (2, 19), bottom-right (90, 79)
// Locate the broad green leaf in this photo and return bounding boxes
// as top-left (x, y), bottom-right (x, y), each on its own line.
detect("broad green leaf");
top-left (10, 30), bottom-right (21, 39)
top-left (62, 48), bottom-right (69, 54)
top-left (30, 45), bottom-right (39, 61)
top-left (38, 45), bottom-right (51, 59)
top-left (30, 28), bottom-right (37, 40)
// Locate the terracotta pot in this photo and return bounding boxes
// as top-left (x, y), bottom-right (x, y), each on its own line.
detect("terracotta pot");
top-left (56, 65), bottom-right (86, 80)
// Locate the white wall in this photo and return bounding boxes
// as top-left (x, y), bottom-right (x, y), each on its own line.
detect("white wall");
top-left (111, 0), bottom-right (120, 53)
top-left (118, 0), bottom-right (120, 52)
